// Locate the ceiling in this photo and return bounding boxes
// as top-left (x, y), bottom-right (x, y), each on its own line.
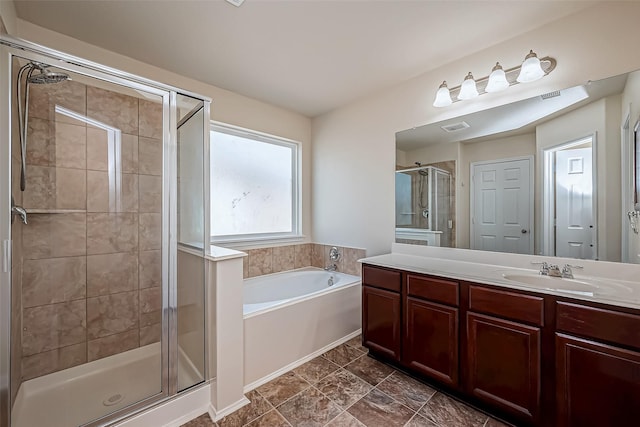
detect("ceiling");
top-left (13, 0), bottom-right (598, 117)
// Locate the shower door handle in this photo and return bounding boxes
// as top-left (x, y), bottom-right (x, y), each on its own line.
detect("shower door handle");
top-left (11, 197), bottom-right (27, 225)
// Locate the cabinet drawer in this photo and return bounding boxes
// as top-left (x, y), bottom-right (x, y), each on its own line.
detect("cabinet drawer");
top-left (362, 265), bottom-right (401, 292)
top-left (469, 286), bottom-right (544, 326)
top-left (407, 274), bottom-right (458, 306)
top-left (556, 302), bottom-right (640, 349)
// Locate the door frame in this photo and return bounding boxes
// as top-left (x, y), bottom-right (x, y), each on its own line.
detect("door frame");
top-left (470, 155), bottom-right (534, 254)
top-left (621, 108), bottom-right (632, 263)
top-left (541, 133), bottom-right (598, 258)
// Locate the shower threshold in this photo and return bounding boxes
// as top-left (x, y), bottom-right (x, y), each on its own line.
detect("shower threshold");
top-left (11, 343), bottom-right (201, 427)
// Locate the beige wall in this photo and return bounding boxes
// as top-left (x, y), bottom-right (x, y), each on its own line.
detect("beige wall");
top-left (535, 96), bottom-right (622, 262)
top-left (621, 70), bottom-right (640, 264)
top-left (459, 133), bottom-right (536, 249)
top-left (312, 2), bottom-right (640, 256)
top-left (14, 18), bottom-right (314, 243)
top-left (0, 0), bottom-right (17, 35)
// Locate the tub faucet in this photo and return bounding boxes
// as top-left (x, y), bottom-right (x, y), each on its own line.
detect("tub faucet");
top-left (325, 264), bottom-right (337, 272)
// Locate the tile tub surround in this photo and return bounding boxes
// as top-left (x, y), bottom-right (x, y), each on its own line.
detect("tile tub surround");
top-left (17, 77), bottom-right (164, 381)
top-left (243, 243), bottom-right (366, 278)
top-left (180, 336), bottom-right (509, 427)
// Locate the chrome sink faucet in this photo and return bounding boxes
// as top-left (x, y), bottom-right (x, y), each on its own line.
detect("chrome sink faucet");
top-left (561, 264), bottom-right (583, 279)
top-left (531, 261), bottom-right (561, 277)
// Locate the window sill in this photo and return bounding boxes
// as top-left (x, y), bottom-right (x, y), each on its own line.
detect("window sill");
top-left (211, 235), bottom-right (307, 250)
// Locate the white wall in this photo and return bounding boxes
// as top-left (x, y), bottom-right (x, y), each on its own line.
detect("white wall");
top-left (535, 96), bottom-right (621, 262)
top-left (621, 70), bottom-right (640, 263)
top-left (12, 19), bottom-right (314, 242)
top-left (312, 2), bottom-right (640, 256)
top-left (0, 0), bottom-right (17, 35)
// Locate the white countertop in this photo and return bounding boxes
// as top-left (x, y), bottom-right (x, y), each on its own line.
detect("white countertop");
top-left (360, 249), bottom-right (640, 311)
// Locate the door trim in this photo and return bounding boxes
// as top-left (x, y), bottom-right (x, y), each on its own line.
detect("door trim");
top-left (470, 155), bottom-right (534, 254)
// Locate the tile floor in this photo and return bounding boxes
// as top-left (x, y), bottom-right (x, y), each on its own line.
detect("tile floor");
top-left (181, 336), bottom-right (509, 427)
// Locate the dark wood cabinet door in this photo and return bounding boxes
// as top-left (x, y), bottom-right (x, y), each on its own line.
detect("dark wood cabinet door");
top-left (362, 285), bottom-right (401, 361)
top-left (466, 312), bottom-right (541, 424)
top-left (556, 333), bottom-right (640, 427)
top-left (403, 297), bottom-right (458, 387)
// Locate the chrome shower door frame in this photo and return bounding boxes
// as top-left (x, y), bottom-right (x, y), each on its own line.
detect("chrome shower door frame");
top-left (0, 35), bottom-right (210, 427)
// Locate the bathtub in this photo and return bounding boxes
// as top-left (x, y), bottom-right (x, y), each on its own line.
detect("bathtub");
top-left (243, 267), bottom-right (362, 389)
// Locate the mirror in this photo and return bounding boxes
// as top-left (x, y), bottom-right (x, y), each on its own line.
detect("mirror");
top-left (396, 70), bottom-right (640, 264)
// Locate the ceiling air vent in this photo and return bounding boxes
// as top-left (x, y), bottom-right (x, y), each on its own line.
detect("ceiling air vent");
top-left (541, 90), bottom-right (561, 100)
top-left (225, 0), bottom-right (246, 7)
top-left (440, 121), bottom-right (470, 132)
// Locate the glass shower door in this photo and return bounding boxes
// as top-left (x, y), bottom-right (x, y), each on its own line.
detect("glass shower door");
top-left (6, 52), bottom-right (168, 427)
top-left (175, 94), bottom-right (207, 391)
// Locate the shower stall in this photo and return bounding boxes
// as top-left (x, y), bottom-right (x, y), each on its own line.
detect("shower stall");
top-left (395, 165), bottom-right (453, 247)
top-left (0, 36), bottom-right (211, 427)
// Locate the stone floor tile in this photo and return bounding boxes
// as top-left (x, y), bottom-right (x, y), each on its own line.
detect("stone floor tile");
top-left (485, 417), bottom-right (512, 427)
top-left (277, 386), bottom-right (342, 427)
top-left (404, 414), bottom-right (437, 426)
top-left (376, 371), bottom-right (436, 411)
top-left (347, 388), bottom-right (414, 427)
top-left (325, 411), bottom-right (366, 426)
top-left (316, 369), bottom-right (372, 409)
top-left (322, 343), bottom-right (366, 367)
top-left (181, 413), bottom-right (216, 426)
top-left (293, 356), bottom-right (340, 384)
top-left (344, 335), bottom-right (366, 352)
top-left (244, 409), bottom-right (289, 427)
top-left (419, 392), bottom-right (487, 427)
top-left (217, 390), bottom-right (272, 427)
top-left (343, 355), bottom-right (394, 386)
top-left (256, 371), bottom-right (310, 406)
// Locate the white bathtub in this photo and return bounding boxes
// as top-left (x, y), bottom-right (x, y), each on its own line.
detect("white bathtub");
top-left (243, 267), bottom-right (362, 389)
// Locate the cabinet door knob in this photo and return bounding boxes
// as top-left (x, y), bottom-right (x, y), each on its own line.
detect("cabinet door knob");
top-left (521, 229), bottom-right (528, 234)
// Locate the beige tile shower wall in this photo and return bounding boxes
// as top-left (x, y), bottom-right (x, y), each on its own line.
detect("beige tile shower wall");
top-left (19, 77), bottom-right (163, 381)
top-left (244, 243), bottom-right (366, 278)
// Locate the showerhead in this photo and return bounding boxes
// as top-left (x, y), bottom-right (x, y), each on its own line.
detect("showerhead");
top-left (27, 69), bottom-right (70, 84)
top-left (418, 169), bottom-right (428, 176)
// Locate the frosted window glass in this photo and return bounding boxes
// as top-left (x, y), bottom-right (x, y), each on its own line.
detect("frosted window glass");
top-left (211, 130), bottom-right (295, 237)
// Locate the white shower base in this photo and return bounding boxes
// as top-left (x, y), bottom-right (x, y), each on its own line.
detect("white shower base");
top-left (12, 342), bottom-right (201, 427)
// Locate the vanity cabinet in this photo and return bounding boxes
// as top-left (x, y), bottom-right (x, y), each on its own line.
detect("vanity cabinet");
top-left (555, 302), bottom-right (640, 427)
top-left (403, 274), bottom-right (459, 386)
top-left (466, 286), bottom-right (543, 424)
top-left (361, 262), bottom-right (640, 427)
top-left (362, 265), bottom-right (401, 361)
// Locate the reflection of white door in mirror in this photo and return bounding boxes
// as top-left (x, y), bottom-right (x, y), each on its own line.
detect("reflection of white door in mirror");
top-left (470, 157), bottom-right (533, 254)
top-left (555, 146), bottom-right (596, 259)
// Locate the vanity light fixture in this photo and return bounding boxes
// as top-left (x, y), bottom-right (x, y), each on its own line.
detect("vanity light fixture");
top-left (433, 81), bottom-right (453, 107)
top-left (485, 62), bottom-right (509, 93)
top-left (433, 50), bottom-right (556, 107)
top-left (458, 72), bottom-right (479, 100)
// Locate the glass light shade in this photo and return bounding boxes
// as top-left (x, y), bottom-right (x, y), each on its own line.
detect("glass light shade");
top-left (485, 62), bottom-right (509, 93)
top-left (517, 50), bottom-right (545, 83)
top-left (458, 72), bottom-right (479, 100)
top-left (433, 81), bottom-right (452, 107)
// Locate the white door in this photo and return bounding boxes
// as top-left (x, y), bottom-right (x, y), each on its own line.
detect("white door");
top-left (555, 147), bottom-right (596, 259)
top-left (471, 158), bottom-right (533, 254)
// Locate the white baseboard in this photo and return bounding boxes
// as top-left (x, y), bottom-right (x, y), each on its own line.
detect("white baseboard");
top-left (208, 396), bottom-right (251, 421)
top-left (243, 329), bottom-right (362, 393)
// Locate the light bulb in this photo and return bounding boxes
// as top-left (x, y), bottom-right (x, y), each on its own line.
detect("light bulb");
top-left (485, 62), bottom-right (509, 93)
top-left (458, 72), bottom-right (479, 100)
top-left (433, 81), bottom-right (452, 107)
top-left (517, 50), bottom-right (545, 83)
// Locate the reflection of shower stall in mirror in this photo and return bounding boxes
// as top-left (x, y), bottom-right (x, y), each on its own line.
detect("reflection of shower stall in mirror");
top-left (395, 165), bottom-right (453, 247)
top-left (0, 36), bottom-right (211, 427)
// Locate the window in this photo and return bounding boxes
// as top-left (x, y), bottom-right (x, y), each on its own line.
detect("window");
top-left (210, 123), bottom-right (301, 244)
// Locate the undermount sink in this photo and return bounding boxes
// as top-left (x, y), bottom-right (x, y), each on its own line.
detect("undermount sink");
top-left (500, 272), bottom-right (634, 297)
